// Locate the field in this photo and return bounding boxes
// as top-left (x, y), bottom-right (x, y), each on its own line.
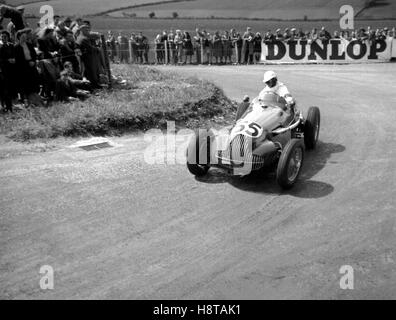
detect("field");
top-left (110, 0), bottom-right (366, 19)
top-left (9, 0), bottom-right (167, 16)
top-left (8, 0), bottom-right (395, 20)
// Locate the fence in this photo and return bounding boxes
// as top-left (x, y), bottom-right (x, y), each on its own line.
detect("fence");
top-left (108, 40), bottom-right (257, 65)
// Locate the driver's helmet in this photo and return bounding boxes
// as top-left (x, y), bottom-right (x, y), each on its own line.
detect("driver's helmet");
top-left (263, 71), bottom-right (278, 88)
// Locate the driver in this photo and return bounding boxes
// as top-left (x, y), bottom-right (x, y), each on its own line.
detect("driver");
top-left (258, 70), bottom-right (296, 111)
top-left (236, 70), bottom-right (296, 120)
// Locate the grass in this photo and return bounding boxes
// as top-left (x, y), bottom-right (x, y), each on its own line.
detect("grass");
top-left (110, 0), bottom-right (366, 20)
top-left (0, 64), bottom-right (235, 141)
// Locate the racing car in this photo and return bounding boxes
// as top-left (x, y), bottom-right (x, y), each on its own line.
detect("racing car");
top-left (186, 91), bottom-right (320, 189)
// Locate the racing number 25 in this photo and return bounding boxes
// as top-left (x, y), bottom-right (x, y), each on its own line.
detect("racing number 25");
top-left (235, 122), bottom-right (262, 138)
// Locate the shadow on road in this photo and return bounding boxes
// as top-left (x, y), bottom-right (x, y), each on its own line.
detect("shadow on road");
top-left (196, 141), bottom-right (345, 199)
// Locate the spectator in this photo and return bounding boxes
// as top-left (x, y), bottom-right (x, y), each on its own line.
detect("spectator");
top-left (318, 26), bottom-right (332, 42)
top-left (183, 31), bottom-right (193, 64)
top-left (55, 19), bottom-right (70, 40)
top-left (106, 31), bottom-right (117, 63)
top-left (37, 27), bottom-right (59, 60)
top-left (333, 30), bottom-right (340, 39)
top-left (222, 30), bottom-right (232, 64)
top-left (343, 30), bottom-right (351, 41)
top-left (263, 30), bottom-right (275, 44)
top-left (193, 28), bottom-right (204, 64)
top-left (167, 29), bottom-right (176, 64)
top-left (60, 30), bottom-right (80, 74)
top-left (130, 33), bottom-right (138, 63)
top-left (308, 28), bottom-right (318, 44)
top-left (357, 28), bottom-right (368, 41)
top-left (71, 17), bottom-right (83, 35)
top-left (283, 28), bottom-right (291, 41)
top-left (0, 30), bottom-right (16, 112)
top-left (242, 27), bottom-right (254, 64)
top-left (117, 32), bottom-right (129, 63)
top-left (160, 30), bottom-right (168, 63)
top-left (212, 30), bottom-right (222, 64)
top-left (36, 26), bottom-right (61, 100)
top-left (53, 15), bottom-right (61, 28)
top-left (203, 31), bottom-right (212, 65)
top-left (289, 28), bottom-right (297, 41)
top-left (16, 6), bottom-right (29, 28)
top-left (174, 29), bottom-right (183, 64)
top-left (297, 28), bottom-right (305, 39)
top-left (253, 32), bottom-right (262, 63)
top-left (56, 61), bottom-right (91, 102)
top-left (14, 28), bottom-right (44, 107)
top-left (64, 17), bottom-right (72, 30)
top-left (275, 28), bottom-right (283, 41)
top-left (368, 29), bottom-right (376, 42)
top-left (136, 31), bottom-right (149, 64)
top-left (382, 27), bottom-right (389, 39)
top-left (75, 24), bottom-right (102, 88)
top-left (231, 31), bottom-right (242, 64)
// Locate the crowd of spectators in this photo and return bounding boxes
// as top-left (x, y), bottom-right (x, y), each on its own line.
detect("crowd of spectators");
top-left (0, 4), bottom-right (107, 113)
top-left (1, 3), bottom-right (395, 113)
top-left (108, 25), bottom-right (396, 65)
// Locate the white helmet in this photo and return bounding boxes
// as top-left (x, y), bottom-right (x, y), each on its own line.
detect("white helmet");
top-left (263, 70), bottom-right (277, 83)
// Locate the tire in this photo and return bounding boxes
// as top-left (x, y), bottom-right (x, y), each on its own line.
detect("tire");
top-left (186, 129), bottom-right (211, 177)
top-left (276, 139), bottom-right (305, 189)
top-left (304, 106), bottom-right (320, 150)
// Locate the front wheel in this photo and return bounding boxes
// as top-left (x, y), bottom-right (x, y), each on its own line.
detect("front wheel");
top-left (276, 139), bottom-right (305, 189)
top-left (304, 106), bottom-right (320, 150)
top-left (186, 129), bottom-right (211, 177)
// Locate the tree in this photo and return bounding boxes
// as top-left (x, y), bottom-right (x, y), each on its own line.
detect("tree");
top-left (148, 12), bottom-right (155, 19)
top-left (172, 12), bottom-right (178, 19)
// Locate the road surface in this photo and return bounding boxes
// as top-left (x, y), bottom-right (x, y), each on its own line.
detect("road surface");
top-left (1, 64), bottom-right (396, 299)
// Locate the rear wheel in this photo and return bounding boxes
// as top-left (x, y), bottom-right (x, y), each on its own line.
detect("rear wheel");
top-left (304, 106), bottom-right (320, 150)
top-left (276, 139), bottom-right (305, 189)
top-left (186, 129), bottom-right (211, 177)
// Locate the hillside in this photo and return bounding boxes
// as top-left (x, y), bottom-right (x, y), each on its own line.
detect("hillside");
top-left (109, 0), bottom-right (367, 19)
top-left (8, 0), bottom-right (167, 16)
top-left (357, 0), bottom-right (396, 19)
top-left (4, 0), bottom-right (395, 19)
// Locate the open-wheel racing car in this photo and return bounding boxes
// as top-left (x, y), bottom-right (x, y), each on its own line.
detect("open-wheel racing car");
top-left (186, 92), bottom-right (320, 189)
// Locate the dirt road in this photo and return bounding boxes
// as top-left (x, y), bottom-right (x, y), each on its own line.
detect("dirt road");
top-left (1, 64), bottom-right (395, 299)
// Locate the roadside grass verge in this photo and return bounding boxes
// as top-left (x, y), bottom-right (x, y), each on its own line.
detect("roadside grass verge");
top-left (0, 64), bottom-right (236, 141)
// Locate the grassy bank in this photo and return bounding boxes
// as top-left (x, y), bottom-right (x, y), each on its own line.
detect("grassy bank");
top-left (0, 64), bottom-right (235, 141)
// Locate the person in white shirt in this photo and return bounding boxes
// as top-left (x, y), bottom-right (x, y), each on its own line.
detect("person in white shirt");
top-left (236, 70), bottom-right (296, 120)
top-left (258, 70), bottom-right (295, 108)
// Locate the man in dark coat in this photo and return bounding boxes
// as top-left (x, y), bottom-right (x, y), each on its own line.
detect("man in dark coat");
top-left (242, 27), bottom-right (254, 64)
top-left (318, 26), bottom-right (332, 42)
top-left (76, 24), bottom-right (101, 88)
top-left (0, 30), bottom-right (16, 111)
top-left (14, 29), bottom-right (44, 106)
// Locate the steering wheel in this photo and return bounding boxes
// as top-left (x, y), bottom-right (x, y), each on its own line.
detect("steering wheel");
top-left (258, 92), bottom-right (288, 111)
